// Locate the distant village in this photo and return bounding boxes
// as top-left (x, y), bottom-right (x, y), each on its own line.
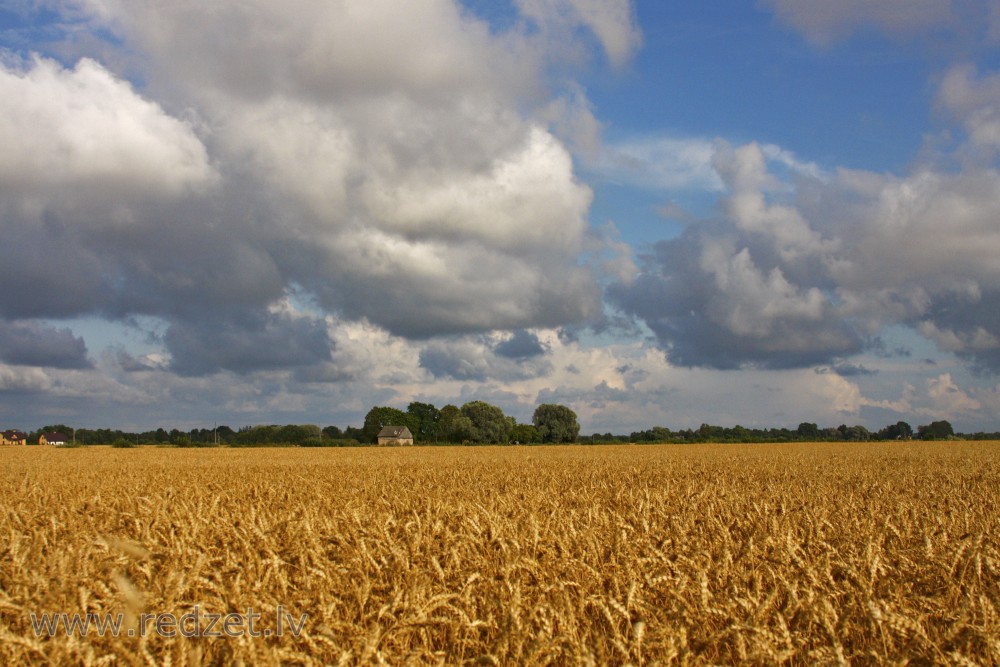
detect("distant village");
top-left (1, 430), bottom-right (69, 446)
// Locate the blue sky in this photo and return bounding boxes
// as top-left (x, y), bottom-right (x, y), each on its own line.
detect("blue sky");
top-left (2, 0), bottom-right (1000, 434)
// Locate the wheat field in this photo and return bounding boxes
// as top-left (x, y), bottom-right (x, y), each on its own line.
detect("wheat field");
top-left (1, 442), bottom-right (997, 665)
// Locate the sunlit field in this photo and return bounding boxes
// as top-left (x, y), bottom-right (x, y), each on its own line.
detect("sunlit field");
top-left (2, 443), bottom-right (998, 665)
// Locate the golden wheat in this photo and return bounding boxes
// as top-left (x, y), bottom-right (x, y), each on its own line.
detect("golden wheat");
top-left (1, 442), bottom-right (997, 665)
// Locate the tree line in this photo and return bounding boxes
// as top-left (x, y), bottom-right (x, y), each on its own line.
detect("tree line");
top-left (614, 420), bottom-right (967, 444)
top-left (22, 414), bottom-right (992, 448)
top-left (22, 401), bottom-right (581, 447)
top-left (359, 401), bottom-right (580, 444)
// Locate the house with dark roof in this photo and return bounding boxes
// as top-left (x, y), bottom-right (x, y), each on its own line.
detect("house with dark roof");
top-left (39, 432), bottom-right (69, 446)
top-left (1, 430), bottom-right (28, 446)
top-left (376, 425), bottom-right (413, 446)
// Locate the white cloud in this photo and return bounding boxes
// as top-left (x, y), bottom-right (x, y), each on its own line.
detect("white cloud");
top-left (0, 55), bottom-right (214, 197)
top-left (938, 63), bottom-right (1000, 154)
top-left (514, 0), bottom-right (641, 68)
top-left (610, 136), bottom-right (1000, 373)
top-left (598, 136), bottom-right (723, 191)
top-left (596, 136), bottom-right (824, 196)
top-left (700, 243), bottom-right (827, 340)
top-left (761, 0), bottom-right (955, 45)
top-left (0, 1), bottom-right (613, 340)
top-left (926, 372), bottom-right (982, 413)
top-left (0, 364), bottom-right (52, 393)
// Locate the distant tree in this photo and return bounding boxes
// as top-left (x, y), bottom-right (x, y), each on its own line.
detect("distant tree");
top-left (917, 420), bottom-right (954, 440)
top-left (511, 423), bottom-right (542, 444)
top-left (438, 405), bottom-right (474, 443)
top-left (216, 425), bottom-right (236, 444)
top-left (407, 402), bottom-right (440, 442)
top-left (796, 422), bottom-right (819, 439)
top-left (362, 407), bottom-right (412, 443)
top-left (697, 423), bottom-right (727, 441)
top-left (461, 401), bottom-right (512, 443)
top-left (343, 426), bottom-right (365, 441)
top-left (843, 425), bottom-right (871, 441)
top-left (233, 425), bottom-right (290, 445)
top-left (532, 404), bottom-right (580, 443)
top-left (877, 421), bottom-right (913, 441)
top-left (322, 425), bottom-right (343, 439)
top-left (275, 424), bottom-right (321, 444)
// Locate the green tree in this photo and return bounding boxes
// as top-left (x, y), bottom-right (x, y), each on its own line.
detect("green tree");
top-left (878, 421), bottom-right (913, 441)
top-left (843, 425), bottom-right (871, 441)
top-left (275, 424), bottom-right (321, 444)
top-left (362, 406), bottom-right (411, 443)
top-left (438, 405), bottom-right (473, 443)
top-left (796, 422), bottom-right (819, 439)
top-left (532, 404), bottom-right (580, 443)
top-left (461, 401), bottom-right (512, 444)
top-left (407, 401), bottom-right (440, 443)
top-left (917, 420), bottom-right (954, 440)
top-left (511, 423), bottom-right (542, 444)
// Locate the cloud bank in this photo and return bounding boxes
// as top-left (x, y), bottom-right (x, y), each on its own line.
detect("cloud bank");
top-left (3, 0), bottom-right (1000, 434)
top-left (1, 0), bottom-right (637, 377)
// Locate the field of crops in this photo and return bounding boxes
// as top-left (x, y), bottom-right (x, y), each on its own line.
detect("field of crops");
top-left (1, 442), bottom-right (998, 665)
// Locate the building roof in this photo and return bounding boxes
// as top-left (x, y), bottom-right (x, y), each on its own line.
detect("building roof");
top-left (3, 430), bottom-right (28, 439)
top-left (41, 432), bottom-right (69, 442)
top-left (377, 425), bottom-right (413, 439)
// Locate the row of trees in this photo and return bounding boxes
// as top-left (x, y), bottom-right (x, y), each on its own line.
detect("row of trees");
top-left (618, 420), bottom-right (961, 444)
top-left (362, 401), bottom-right (580, 444)
top-left (24, 416), bottom-right (984, 447)
top-left (23, 402), bottom-right (582, 447)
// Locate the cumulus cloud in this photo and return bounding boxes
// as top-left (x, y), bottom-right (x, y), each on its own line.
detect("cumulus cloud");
top-left (515, 0), bottom-right (642, 68)
top-left (0, 1), bottom-right (619, 361)
top-left (863, 372), bottom-right (984, 420)
top-left (0, 55), bottom-right (214, 197)
top-left (760, 0), bottom-right (955, 45)
top-left (597, 136), bottom-right (724, 191)
top-left (420, 333), bottom-right (553, 382)
top-left (609, 138), bottom-right (1000, 373)
top-left (495, 330), bottom-right (548, 359)
top-left (0, 321), bottom-right (91, 369)
top-left (163, 308), bottom-right (335, 376)
top-left (938, 64), bottom-right (1000, 155)
top-left (0, 364), bottom-right (52, 393)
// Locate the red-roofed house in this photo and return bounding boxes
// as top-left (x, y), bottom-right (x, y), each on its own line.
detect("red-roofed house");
top-left (1, 430), bottom-right (28, 446)
top-left (39, 432), bottom-right (69, 446)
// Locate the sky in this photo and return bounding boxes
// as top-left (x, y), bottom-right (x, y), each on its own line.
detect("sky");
top-left (2, 0), bottom-right (1000, 435)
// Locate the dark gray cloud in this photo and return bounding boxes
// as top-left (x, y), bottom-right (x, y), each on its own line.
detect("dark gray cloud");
top-left (607, 227), bottom-right (864, 369)
top-left (0, 321), bottom-right (91, 369)
top-left (609, 140), bottom-right (1000, 374)
top-left (419, 335), bottom-right (552, 381)
top-left (419, 344), bottom-right (488, 381)
top-left (917, 290), bottom-right (1000, 375)
top-left (815, 363), bottom-right (878, 377)
top-left (0, 4), bottom-right (608, 355)
top-left (494, 330), bottom-right (546, 359)
top-left (164, 310), bottom-right (334, 376)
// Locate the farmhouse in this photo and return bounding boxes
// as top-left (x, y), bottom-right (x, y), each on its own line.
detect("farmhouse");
top-left (1, 430), bottom-right (28, 446)
top-left (377, 425), bottom-right (414, 446)
top-left (39, 432), bottom-right (69, 446)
